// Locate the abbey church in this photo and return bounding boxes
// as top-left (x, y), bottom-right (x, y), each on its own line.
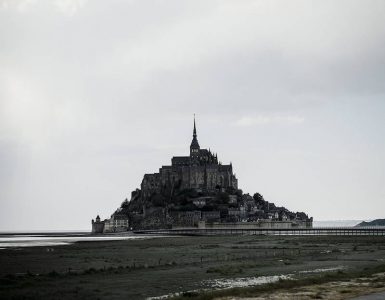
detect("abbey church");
top-left (141, 117), bottom-right (238, 199)
top-left (92, 116), bottom-right (312, 233)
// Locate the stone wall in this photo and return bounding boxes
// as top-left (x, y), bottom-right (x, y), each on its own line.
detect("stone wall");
top-left (200, 219), bottom-right (312, 229)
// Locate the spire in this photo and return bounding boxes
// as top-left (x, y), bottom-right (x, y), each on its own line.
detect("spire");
top-left (190, 114), bottom-right (200, 154)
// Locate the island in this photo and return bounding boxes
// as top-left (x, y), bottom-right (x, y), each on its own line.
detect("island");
top-left (92, 117), bottom-right (312, 233)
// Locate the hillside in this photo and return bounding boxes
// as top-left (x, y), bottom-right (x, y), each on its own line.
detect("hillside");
top-left (356, 219), bottom-right (385, 227)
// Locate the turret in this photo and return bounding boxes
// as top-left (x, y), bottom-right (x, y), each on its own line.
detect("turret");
top-left (92, 215), bottom-right (105, 233)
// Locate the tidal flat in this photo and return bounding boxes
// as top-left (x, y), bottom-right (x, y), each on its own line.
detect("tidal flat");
top-left (1, 235), bottom-right (385, 299)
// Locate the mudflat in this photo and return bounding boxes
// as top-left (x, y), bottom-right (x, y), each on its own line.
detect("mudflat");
top-left (1, 235), bottom-right (385, 299)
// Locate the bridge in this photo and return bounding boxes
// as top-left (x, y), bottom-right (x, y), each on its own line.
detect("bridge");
top-left (134, 227), bottom-right (385, 236)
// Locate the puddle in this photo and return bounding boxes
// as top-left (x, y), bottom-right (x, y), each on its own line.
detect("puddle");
top-left (147, 274), bottom-right (292, 299)
top-left (149, 266), bottom-right (347, 299)
top-left (149, 265), bottom-right (348, 299)
top-left (202, 274), bottom-right (292, 289)
top-left (298, 266), bottom-right (344, 274)
top-left (0, 235), bottom-right (172, 249)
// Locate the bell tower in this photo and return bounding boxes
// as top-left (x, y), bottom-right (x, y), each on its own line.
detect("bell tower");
top-left (190, 114), bottom-right (200, 157)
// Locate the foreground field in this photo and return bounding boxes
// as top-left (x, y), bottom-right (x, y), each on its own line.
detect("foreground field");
top-left (1, 235), bottom-right (385, 299)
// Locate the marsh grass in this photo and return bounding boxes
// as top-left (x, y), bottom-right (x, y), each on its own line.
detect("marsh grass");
top-left (1, 235), bottom-right (385, 299)
top-left (206, 265), bottom-right (243, 275)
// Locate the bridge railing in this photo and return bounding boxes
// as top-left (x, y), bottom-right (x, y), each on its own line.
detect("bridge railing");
top-left (133, 227), bottom-right (385, 236)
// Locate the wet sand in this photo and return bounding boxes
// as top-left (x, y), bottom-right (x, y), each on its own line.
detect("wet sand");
top-left (0, 232), bottom-right (164, 248)
top-left (1, 235), bottom-right (385, 299)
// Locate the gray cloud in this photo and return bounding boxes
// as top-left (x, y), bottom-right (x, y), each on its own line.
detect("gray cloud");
top-left (1, 0), bottom-right (385, 230)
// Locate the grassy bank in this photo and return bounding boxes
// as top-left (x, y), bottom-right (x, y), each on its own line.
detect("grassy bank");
top-left (1, 235), bottom-right (385, 299)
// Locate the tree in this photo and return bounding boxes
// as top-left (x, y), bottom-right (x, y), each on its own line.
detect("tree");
top-left (121, 198), bottom-right (129, 208)
top-left (253, 193), bottom-right (264, 204)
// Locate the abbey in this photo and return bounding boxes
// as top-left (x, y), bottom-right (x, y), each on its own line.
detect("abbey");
top-left (92, 116), bottom-right (312, 233)
top-left (141, 117), bottom-right (238, 198)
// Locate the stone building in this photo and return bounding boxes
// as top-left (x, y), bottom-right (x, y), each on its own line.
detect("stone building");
top-left (202, 211), bottom-right (221, 222)
top-left (91, 215), bottom-right (105, 233)
top-left (91, 213), bottom-right (129, 233)
top-left (141, 117), bottom-right (238, 199)
top-left (104, 213), bottom-right (129, 233)
top-left (171, 211), bottom-right (202, 227)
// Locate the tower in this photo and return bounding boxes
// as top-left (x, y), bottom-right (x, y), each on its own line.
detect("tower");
top-left (190, 114), bottom-right (200, 157)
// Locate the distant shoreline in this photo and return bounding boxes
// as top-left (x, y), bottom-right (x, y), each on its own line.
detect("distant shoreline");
top-left (0, 220), bottom-right (372, 234)
top-left (0, 231), bottom-right (89, 236)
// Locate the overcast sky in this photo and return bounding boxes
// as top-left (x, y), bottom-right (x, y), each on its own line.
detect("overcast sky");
top-left (1, 0), bottom-right (385, 231)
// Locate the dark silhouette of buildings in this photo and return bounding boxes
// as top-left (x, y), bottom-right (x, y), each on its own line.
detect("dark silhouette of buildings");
top-left (92, 116), bottom-right (312, 233)
top-left (141, 116), bottom-right (238, 200)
